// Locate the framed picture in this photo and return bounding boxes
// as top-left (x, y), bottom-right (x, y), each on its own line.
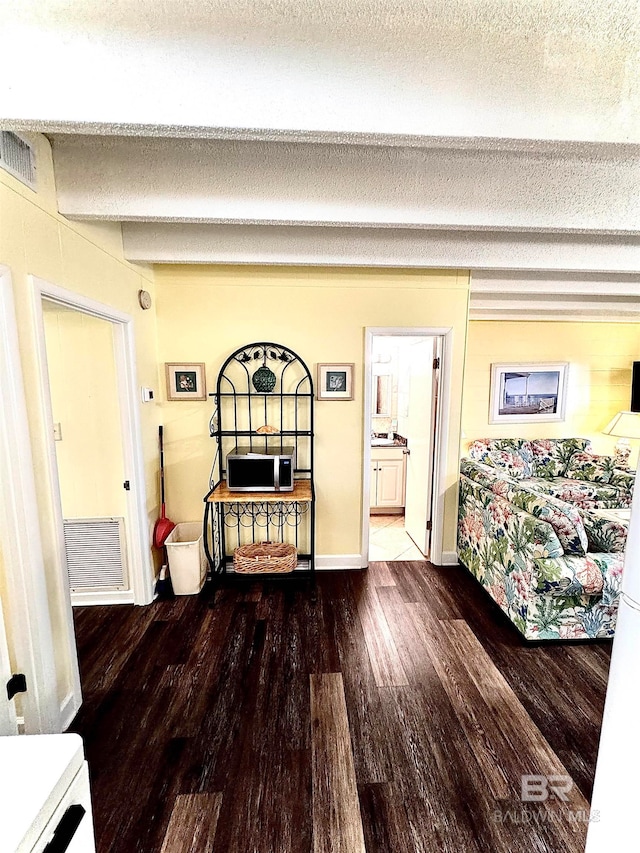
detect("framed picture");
top-left (165, 362), bottom-right (207, 401)
top-left (317, 363), bottom-right (354, 400)
top-left (489, 362), bottom-right (568, 424)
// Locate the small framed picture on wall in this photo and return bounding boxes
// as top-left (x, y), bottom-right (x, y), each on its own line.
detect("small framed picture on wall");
top-left (316, 363), bottom-right (355, 400)
top-left (165, 363), bottom-right (207, 401)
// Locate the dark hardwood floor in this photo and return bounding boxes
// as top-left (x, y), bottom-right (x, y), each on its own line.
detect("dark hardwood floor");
top-left (70, 562), bottom-right (610, 852)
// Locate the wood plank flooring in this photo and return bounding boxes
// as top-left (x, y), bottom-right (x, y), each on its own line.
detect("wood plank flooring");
top-left (70, 561), bottom-right (610, 852)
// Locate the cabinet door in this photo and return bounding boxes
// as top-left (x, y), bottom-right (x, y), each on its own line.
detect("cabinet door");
top-left (376, 459), bottom-right (405, 507)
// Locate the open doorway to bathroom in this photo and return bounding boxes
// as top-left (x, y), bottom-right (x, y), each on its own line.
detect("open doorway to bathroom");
top-left (365, 331), bottom-right (442, 562)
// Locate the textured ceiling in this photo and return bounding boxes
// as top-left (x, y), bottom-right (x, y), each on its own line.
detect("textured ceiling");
top-left (2, 0), bottom-right (640, 143)
top-left (3, 1), bottom-right (640, 279)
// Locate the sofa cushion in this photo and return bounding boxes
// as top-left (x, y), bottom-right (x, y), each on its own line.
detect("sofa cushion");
top-left (529, 438), bottom-right (590, 478)
top-left (565, 451), bottom-right (615, 484)
top-left (519, 476), bottom-right (626, 510)
top-left (487, 447), bottom-right (534, 479)
top-left (468, 438), bottom-right (532, 466)
top-left (533, 552), bottom-right (624, 597)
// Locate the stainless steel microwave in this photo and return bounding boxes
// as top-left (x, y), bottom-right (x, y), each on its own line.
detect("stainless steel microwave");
top-left (227, 446), bottom-right (295, 492)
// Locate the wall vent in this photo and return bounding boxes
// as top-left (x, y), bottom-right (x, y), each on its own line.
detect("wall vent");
top-left (63, 517), bottom-right (129, 592)
top-left (0, 131), bottom-right (36, 189)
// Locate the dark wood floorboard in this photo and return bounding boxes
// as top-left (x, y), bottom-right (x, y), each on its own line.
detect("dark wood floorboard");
top-left (70, 563), bottom-right (610, 852)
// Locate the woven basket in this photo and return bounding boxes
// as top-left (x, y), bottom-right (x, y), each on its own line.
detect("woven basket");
top-left (233, 542), bottom-right (297, 574)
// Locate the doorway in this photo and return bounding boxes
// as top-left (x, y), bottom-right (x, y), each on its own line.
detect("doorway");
top-left (41, 300), bottom-right (132, 605)
top-left (362, 327), bottom-right (451, 567)
top-left (32, 278), bottom-right (154, 727)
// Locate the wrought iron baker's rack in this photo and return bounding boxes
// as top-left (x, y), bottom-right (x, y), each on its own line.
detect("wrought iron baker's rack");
top-left (203, 341), bottom-right (315, 581)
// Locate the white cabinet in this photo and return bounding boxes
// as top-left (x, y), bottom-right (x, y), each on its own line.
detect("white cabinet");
top-left (370, 447), bottom-right (407, 509)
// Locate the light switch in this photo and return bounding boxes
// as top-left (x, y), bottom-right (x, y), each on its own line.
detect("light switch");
top-left (141, 387), bottom-right (154, 403)
top-left (53, 422), bottom-right (62, 441)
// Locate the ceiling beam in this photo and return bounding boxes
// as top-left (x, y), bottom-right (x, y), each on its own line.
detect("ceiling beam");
top-left (52, 136), bottom-right (640, 235)
top-left (122, 222), bottom-right (640, 274)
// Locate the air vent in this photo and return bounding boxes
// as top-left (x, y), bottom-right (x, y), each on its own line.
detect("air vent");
top-left (0, 131), bottom-right (36, 189)
top-left (63, 517), bottom-right (128, 592)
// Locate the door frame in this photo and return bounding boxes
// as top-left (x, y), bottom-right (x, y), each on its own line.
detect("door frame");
top-left (32, 276), bottom-right (155, 613)
top-left (362, 326), bottom-right (452, 567)
top-left (0, 266), bottom-right (59, 732)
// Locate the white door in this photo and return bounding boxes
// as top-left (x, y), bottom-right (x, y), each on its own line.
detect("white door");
top-left (404, 338), bottom-right (437, 556)
top-left (0, 596), bottom-right (19, 735)
top-left (42, 303), bottom-right (129, 603)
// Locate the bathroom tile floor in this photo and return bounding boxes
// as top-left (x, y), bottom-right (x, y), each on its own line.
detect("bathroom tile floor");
top-left (369, 513), bottom-right (425, 561)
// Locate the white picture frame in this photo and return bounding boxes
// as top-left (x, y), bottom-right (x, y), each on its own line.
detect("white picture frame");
top-left (489, 362), bottom-right (568, 424)
top-left (316, 363), bottom-right (355, 401)
top-left (165, 362), bottom-right (207, 401)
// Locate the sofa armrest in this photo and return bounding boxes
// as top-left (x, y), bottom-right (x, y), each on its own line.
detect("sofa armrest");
top-left (610, 468), bottom-right (635, 501)
top-left (460, 459), bottom-right (588, 556)
top-left (460, 458), bottom-right (516, 490)
top-left (580, 510), bottom-right (628, 553)
top-left (458, 474), bottom-right (565, 570)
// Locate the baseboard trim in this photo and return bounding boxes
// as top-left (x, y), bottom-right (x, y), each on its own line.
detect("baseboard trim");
top-left (71, 589), bottom-right (135, 607)
top-left (439, 551), bottom-right (460, 566)
top-left (316, 554), bottom-right (364, 571)
top-left (59, 691), bottom-right (81, 732)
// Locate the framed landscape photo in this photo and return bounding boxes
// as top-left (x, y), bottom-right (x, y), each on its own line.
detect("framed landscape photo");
top-left (317, 363), bottom-right (354, 401)
top-left (489, 362), bottom-right (568, 424)
top-left (165, 362), bottom-right (207, 401)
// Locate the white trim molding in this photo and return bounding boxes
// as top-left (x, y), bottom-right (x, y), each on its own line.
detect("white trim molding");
top-left (316, 554), bottom-right (364, 571)
top-left (59, 692), bottom-right (80, 733)
top-left (71, 590), bottom-right (135, 607)
top-left (439, 551), bottom-right (460, 567)
top-left (0, 267), bottom-right (59, 733)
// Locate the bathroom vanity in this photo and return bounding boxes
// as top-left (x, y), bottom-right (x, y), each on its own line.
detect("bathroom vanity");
top-left (369, 444), bottom-right (407, 511)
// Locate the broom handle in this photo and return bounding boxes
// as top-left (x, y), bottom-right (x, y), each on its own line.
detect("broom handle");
top-left (159, 425), bottom-right (166, 507)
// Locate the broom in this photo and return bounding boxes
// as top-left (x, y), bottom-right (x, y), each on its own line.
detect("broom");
top-left (155, 562), bottom-right (174, 599)
top-left (153, 426), bottom-right (175, 599)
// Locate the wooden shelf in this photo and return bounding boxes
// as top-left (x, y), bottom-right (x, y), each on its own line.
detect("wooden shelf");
top-left (207, 480), bottom-right (313, 504)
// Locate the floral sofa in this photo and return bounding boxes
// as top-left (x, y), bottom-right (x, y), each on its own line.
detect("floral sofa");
top-left (457, 438), bottom-right (635, 641)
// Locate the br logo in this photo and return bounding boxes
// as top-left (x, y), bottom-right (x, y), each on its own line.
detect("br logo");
top-left (521, 775), bottom-right (573, 802)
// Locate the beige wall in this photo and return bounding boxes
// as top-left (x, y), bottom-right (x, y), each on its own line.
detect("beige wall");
top-left (43, 305), bottom-right (127, 520)
top-left (0, 133), bottom-right (159, 711)
top-left (462, 320), bottom-right (640, 466)
top-left (154, 265), bottom-right (470, 559)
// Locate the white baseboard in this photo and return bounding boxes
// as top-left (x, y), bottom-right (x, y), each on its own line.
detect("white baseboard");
top-left (316, 554), bottom-right (364, 571)
top-left (59, 691), bottom-right (81, 732)
top-left (438, 551), bottom-right (460, 566)
top-left (71, 589), bottom-right (135, 607)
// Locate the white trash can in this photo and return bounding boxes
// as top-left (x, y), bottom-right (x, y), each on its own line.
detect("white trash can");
top-left (164, 522), bottom-right (207, 595)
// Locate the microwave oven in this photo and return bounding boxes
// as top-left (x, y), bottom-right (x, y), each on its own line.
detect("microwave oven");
top-left (227, 445), bottom-right (295, 492)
